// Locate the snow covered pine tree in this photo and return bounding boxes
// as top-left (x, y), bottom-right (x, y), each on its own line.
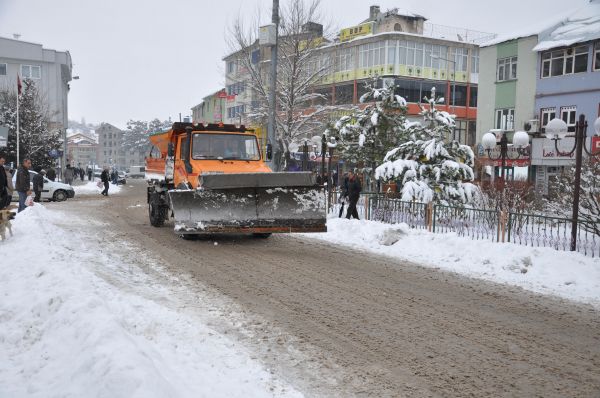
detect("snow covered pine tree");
top-left (0, 78), bottom-right (60, 168)
top-left (333, 81), bottom-right (410, 187)
top-left (375, 87), bottom-right (475, 206)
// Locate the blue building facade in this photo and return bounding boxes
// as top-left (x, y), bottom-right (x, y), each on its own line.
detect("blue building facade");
top-left (535, 41), bottom-right (600, 134)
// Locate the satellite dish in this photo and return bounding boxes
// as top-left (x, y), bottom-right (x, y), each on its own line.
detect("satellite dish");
top-left (288, 142), bottom-right (299, 153)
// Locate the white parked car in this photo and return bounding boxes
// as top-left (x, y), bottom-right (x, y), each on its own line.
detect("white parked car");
top-left (11, 170), bottom-right (75, 202)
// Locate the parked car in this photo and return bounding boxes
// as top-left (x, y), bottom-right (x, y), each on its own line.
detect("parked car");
top-left (11, 170), bottom-right (75, 202)
top-left (116, 171), bottom-right (127, 185)
top-left (128, 165), bottom-right (145, 178)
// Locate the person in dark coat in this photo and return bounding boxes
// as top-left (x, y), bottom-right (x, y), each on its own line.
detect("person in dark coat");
top-left (46, 168), bottom-right (56, 181)
top-left (15, 158), bottom-right (32, 212)
top-left (100, 167), bottom-right (110, 196)
top-left (87, 166), bottom-right (92, 181)
top-left (32, 167), bottom-right (45, 203)
top-left (64, 164), bottom-right (74, 185)
top-left (338, 172), bottom-right (349, 218)
top-left (79, 167), bottom-right (85, 181)
top-left (345, 170), bottom-right (362, 220)
top-left (0, 154), bottom-right (7, 209)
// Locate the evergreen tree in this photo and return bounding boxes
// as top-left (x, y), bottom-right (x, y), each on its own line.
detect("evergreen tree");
top-left (375, 87), bottom-right (475, 205)
top-left (333, 81), bottom-right (409, 185)
top-left (123, 119), bottom-right (171, 152)
top-left (0, 78), bottom-right (60, 168)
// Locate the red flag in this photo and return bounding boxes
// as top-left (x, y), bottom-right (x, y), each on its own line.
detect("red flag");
top-left (17, 75), bottom-right (22, 96)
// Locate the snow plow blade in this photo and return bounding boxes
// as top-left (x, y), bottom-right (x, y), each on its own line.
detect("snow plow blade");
top-left (169, 172), bottom-right (327, 234)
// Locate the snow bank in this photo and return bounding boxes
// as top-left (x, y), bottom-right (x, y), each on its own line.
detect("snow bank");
top-left (303, 217), bottom-right (600, 307)
top-left (0, 205), bottom-right (300, 398)
top-left (73, 181), bottom-right (122, 195)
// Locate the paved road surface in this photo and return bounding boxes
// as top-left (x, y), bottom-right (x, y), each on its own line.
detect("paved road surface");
top-left (59, 181), bottom-right (600, 397)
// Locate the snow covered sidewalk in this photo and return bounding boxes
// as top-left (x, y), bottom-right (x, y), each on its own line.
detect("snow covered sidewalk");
top-left (0, 205), bottom-right (300, 398)
top-left (303, 217), bottom-right (600, 307)
top-left (73, 180), bottom-right (122, 195)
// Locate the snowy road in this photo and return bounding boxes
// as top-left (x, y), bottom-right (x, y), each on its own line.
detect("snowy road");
top-left (21, 180), bottom-right (600, 397)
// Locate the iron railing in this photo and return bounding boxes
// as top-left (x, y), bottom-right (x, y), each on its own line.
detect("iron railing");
top-left (329, 191), bottom-right (600, 257)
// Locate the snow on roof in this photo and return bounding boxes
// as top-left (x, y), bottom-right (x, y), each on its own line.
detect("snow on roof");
top-left (480, 15), bottom-right (565, 47)
top-left (533, 0), bottom-right (600, 51)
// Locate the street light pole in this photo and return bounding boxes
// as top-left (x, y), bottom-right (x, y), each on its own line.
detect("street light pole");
top-left (482, 130), bottom-right (529, 190)
top-left (546, 115), bottom-right (600, 251)
top-left (267, 0), bottom-right (279, 170)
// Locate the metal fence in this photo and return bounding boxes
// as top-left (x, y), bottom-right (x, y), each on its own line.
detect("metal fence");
top-left (328, 191), bottom-right (600, 257)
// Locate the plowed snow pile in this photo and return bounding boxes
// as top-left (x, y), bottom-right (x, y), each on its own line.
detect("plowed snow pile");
top-left (0, 205), bottom-right (300, 398)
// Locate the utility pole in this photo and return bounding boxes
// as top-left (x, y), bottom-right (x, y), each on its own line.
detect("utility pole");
top-left (267, 0), bottom-right (279, 170)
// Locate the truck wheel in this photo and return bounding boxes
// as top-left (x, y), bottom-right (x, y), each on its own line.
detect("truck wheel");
top-left (148, 194), bottom-right (167, 227)
top-left (252, 233), bottom-right (272, 239)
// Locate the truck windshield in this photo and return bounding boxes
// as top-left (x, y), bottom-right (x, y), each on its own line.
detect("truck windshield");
top-left (192, 133), bottom-right (260, 161)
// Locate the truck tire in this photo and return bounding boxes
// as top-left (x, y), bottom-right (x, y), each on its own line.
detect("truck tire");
top-left (148, 193), bottom-right (167, 227)
top-left (252, 233), bottom-right (272, 239)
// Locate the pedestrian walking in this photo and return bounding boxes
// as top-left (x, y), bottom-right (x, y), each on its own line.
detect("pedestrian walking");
top-left (15, 158), bottom-right (32, 212)
top-left (345, 170), bottom-right (362, 220)
top-left (0, 156), bottom-right (14, 209)
top-left (79, 167), bottom-right (84, 181)
top-left (338, 172), bottom-right (349, 218)
top-left (87, 166), bottom-right (92, 181)
top-left (0, 154), bottom-right (8, 209)
top-left (100, 167), bottom-right (110, 196)
top-left (64, 164), bottom-right (74, 185)
top-left (46, 168), bottom-right (56, 181)
top-left (32, 167), bottom-right (45, 203)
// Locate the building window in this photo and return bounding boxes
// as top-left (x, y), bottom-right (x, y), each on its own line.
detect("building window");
top-left (227, 61), bottom-right (236, 74)
top-left (359, 41), bottom-right (386, 68)
top-left (594, 42), bottom-right (600, 71)
top-left (560, 106), bottom-right (577, 132)
top-left (471, 48), bottom-right (479, 74)
top-left (336, 47), bottom-right (354, 72)
top-left (21, 64), bottom-right (41, 79)
top-left (386, 40), bottom-right (397, 65)
top-left (497, 57), bottom-right (517, 81)
top-left (452, 47), bottom-right (469, 72)
top-left (469, 86), bottom-right (478, 107)
top-left (541, 45), bottom-right (588, 77)
top-left (540, 107), bottom-right (556, 133)
top-left (334, 83), bottom-right (354, 105)
top-left (495, 108), bottom-right (514, 131)
top-left (251, 49), bottom-right (260, 65)
top-left (0, 63), bottom-right (6, 76)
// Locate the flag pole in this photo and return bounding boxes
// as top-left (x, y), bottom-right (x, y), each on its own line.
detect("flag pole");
top-left (16, 75), bottom-right (20, 167)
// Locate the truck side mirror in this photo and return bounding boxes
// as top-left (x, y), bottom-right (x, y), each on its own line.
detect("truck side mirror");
top-left (167, 143), bottom-right (174, 157)
top-left (266, 143), bottom-right (273, 161)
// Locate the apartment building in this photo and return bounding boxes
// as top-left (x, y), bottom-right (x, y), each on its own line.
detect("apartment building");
top-left (67, 132), bottom-right (98, 168)
top-left (221, 5), bottom-right (493, 146)
top-left (191, 89), bottom-right (227, 124)
top-left (0, 35), bottom-right (73, 131)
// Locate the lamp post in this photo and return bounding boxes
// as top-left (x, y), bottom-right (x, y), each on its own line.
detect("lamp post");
top-left (481, 129), bottom-right (530, 187)
top-left (544, 115), bottom-right (600, 251)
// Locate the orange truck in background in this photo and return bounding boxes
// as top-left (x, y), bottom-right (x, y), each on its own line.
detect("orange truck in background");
top-left (145, 122), bottom-right (326, 237)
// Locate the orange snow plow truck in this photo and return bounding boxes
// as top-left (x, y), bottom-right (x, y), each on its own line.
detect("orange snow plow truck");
top-left (145, 122), bottom-right (326, 237)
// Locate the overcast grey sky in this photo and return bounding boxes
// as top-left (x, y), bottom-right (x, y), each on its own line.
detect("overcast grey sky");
top-left (0, 0), bottom-right (588, 128)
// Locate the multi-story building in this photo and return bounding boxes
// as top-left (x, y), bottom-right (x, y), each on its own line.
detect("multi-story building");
top-left (311, 6), bottom-right (491, 146)
top-left (191, 89), bottom-right (227, 124)
top-left (476, 35), bottom-right (539, 179)
top-left (0, 35), bottom-right (73, 132)
top-left (531, 0), bottom-right (599, 193)
top-left (221, 5), bottom-right (493, 147)
top-left (67, 132), bottom-right (98, 168)
top-left (97, 123), bottom-right (148, 170)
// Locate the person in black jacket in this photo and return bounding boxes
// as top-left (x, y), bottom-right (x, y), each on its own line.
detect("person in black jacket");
top-left (345, 170), bottom-right (362, 220)
top-left (32, 167), bottom-right (45, 203)
top-left (100, 167), bottom-right (110, 196)
top-left (0, 154), bottom-right (7, 209)
top-left (15, 158), bottom-right (32, 212)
